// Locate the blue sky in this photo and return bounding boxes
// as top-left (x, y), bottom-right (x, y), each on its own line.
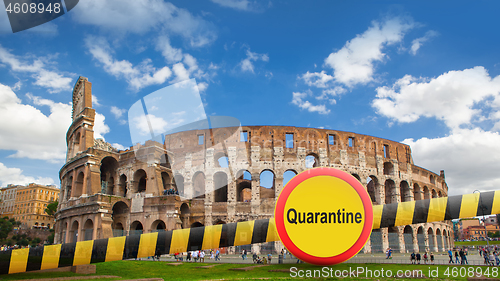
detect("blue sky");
top-left (1, 0), bottom-right (500, 196)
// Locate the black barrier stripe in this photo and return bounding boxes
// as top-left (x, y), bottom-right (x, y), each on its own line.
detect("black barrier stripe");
top-left (187, 227), bottom-right (205, 251)
top-left (155, 230), bottom-right (172, 256)
top-left (446, 195), bottom-right (462, 220)
top-left (379, 203), bottom-right (398, 228)
top-left (219, 223), bottom-right (237, 248)
top-left (251, 219), bottom-right (269, 244)
top-left (0, 250), bottom-right (11, 275)
top-left (477, 191), bottom-right (495, 216)
top-left (58, 242), bottom-right (76, 268)
top-left (412, 199), bottom-right (430, 224)
top-left (122, 235), bottom-right (141, 260)
top-left (26, 246), bottom-right (43, 272)
top-left (90, 238), bottom-right (107, 264)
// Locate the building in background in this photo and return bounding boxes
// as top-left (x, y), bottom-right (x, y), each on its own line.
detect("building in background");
top-left (0, 184), bottom-right (19, 218)
top-left (11, 183), bottom-right (60, 229)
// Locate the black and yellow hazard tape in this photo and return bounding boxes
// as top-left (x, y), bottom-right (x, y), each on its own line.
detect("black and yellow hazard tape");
top-left (2, 191), bottom-right (500, 274)
top-left (372, 190), bottom-right (498, 229)
top-left (0, 218), bottom-right (280, 275)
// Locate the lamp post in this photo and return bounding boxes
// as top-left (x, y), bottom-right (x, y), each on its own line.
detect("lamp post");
top-left (473, 190), bottom-right (490, 249)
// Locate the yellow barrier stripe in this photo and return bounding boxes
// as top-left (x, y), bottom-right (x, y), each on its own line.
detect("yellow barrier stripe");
top-left (137, 233), bottom-right (158, 258)
top-left (40, 244), bottom-right (62, 270)
top-left (460, 193), bottom-right (480, 218)
top-left (73, 240), bottom-right (94, 266)
top-left (394, 201), bottom-right (416, 227)
top-left (427, 197), bottom-right (448, 223)
top-left (170, 229), bottom-right (190, 254)
top-left (372, 205), bottom-right (383, 229)
top-left (234, 221), bottom-right (255, 246)
top-left (202, 225), bottom-right (223, 250)
top-left (8, 248), bottom-right (29, 274)
top-left (105, 236), bottom-right (126, 262)
top-left (266, 218), bottom-right (279, 242)
top-left (491, 191), bottom-right (500, 215)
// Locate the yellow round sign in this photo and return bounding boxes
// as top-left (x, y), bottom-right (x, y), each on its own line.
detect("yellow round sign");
top-left (275, 168), bottom-right (373, 265)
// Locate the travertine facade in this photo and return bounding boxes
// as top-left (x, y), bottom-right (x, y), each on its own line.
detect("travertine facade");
top-left (55, 77), bottom-right (453, 253)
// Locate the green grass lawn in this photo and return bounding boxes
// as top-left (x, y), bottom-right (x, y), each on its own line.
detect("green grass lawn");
top-left (1, 260), bottom-right (500, 280)
top-left (455, 240), bottom-right (500, 246)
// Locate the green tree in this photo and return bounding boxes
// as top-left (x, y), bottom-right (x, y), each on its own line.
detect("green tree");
top-left (45, 200), bottom-right (58, 219)
top-left (0, 216), bottom-right (20, 241)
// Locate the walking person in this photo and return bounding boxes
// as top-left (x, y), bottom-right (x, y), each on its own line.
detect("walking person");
top-left (416, 252), bottom-right (421, 264)
top-left (215, 249), bottom-right (220, 261)
top-left (455, 249), bottom-right (460, 264)
top-left (430, 252), bottom-right (434, 265)
top-left (410, 252), bottom-right (416, 264)
top-left (448, 249), bottom-right (454, 263)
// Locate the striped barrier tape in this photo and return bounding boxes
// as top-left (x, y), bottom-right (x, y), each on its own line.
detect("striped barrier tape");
top-left (0, 190), bottom-right (498, 274)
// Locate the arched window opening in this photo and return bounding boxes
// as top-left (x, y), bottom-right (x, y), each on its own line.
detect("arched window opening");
top-left (191, 222), bottom-right (204, 228)
top-left (112, 222), bottom-right (124, 237)
top-left (430, 175), bottom-right (435, 184)
top-left (133, 169), bottom-right (147, 193)
top-left (152, 220), bottom-right (166, 232)
top-left (66, 176), bottom-right (73, 200)
top-left (70, 221), bottom-right (79, 243)
top-left (283, 170), bottom-right (297, 187)
top-left (214, 172), bottom-right (228, 202)
top-left (400, 181), bottom-right (410, 202)
top-left (130, 221), bottom-right (143, 235)
top-left (236, 170), bottom-right (251, 202)
top-left (174, 175), bottom-right (185, 197)
top-left (119, 175), bottom-right (127, 197)
top-left (367, 176), bottom-right (379, 204)
top-left (260, 170), bottom-right (275, 199)
top-left (413, 183), bottom-right (421, 200)
top-left (215, 153), bottom-right (229, 168)
top-left (423, 186), bottom-right (430, 200)
top-left (383, 162), bottom-right (394, 175)
top-left (100, 157), bottom-right (118, 195)
top-left (74, 172), bottom-right (84, 197)
top-left (384, 179), bottom-right (396, 204)
top-left (192, 173), bottom-right (205, 199)
top-left (83, 219), bottom-right (93, 241)
top-left (431, 189), bottom-right (437, 198)
top-left (305, 154), bottom-right (319, 168)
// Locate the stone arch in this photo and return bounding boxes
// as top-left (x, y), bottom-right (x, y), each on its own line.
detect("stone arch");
top-left (74, 172), bottom-right (84, 197)
top-left (283, 170), bottom-right (298, 186)
top-left (191, 222), bottom-right (204, 228)
top-left (83, 219), bottom-right (93, 241)
top-left (174, 175), bottom-right (185, 197)
top-left (423, 186), bottom-right (430, 200)
top-left (417, 226), bottom-right (425, 252)
top-left (180, 203), bottom-right (190, 229)
top-left (112, 201), bottom-right (129, 215)
top-left (260, 169), bottom-right (275, 199)
top-left (112, 222), bottom-right (124, 237)
top-left (388, 226), bottom-right (400, 252)
top-left (384, 179), bottom-right (396, 204)
top-left (70, 220), bottom-right (79, 243)
top-left (130, 221), bottom-right (143, 235)
top-left (161, 172), bottom-right (172, 191)
top-left (436, 228), bottom-right (443, 252)
top-left (305, 153), bottom-right (319, 168)
top-left (427, 227), bottom-right (435, 252)
top-left (367, 176), bottom-right (380, 205)
top-left (383, 162), bottom-right (394, 175)
top-left (351, 173), bottom-right (361, 182)
top-left (100, 156), bottom-right (118, 195)
top-left (192, 172), bottom-right (205, 199)
top-left (133, 169), bottom-right (147, 193)
top-left (438, 190), bottom-right (442, 197)
top-left (151, 220), bottom-right (166, 232)
top-left (430, 175), bottom-right (435, 184)
top-left (413, 183), bottom-right (421, 200)
top-left (443, 229), bottom-right (449, 250)
top-left (214, 171), bottom-right (228, 202)
top-left (431, 189), bottom-right (437, 198)
top-left (215, 152), bottom-right (229, 168)
top-left (118, 174), bottom-right (127, 197)
top-left (236, 170), bottom-right (251, 202)
top-left (400, 181), bottom-right (410, 202)
top-left (403, 226), bottom-right (414, 253)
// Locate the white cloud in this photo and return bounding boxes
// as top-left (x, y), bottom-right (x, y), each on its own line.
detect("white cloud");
top-left (373, 66), bottom-right (500, 129)
top-left (410, 30), bottom-right (439, 55)
top-left (94, 113), bottom-right (110, 139)
top-left (210, 0), bottom-right (262, 11)
top-left (110, 106), bottom-right (126, 119)
top-left (111, 143), bottom-right (127, 151)
top-left (0, 162), bottom-right (55, 187)
top-left (85, 36), bottom-right (172, 91)
top-left (92, 95), bottom-right (101, 107)
top-left (240, 48), bottom-right (269, 73)
top-left (301, 71), bottom-right (334, 88)
top-left (324, 17), bottom-right (414, 87)
top-left (72, 0), bottom-right (217, 47)
top-left (0, 45), bottom-right (73, 93)
top-left (403, 128), bottom-right (500, 196)
top-left (132, 114), bottom-right (169, 136)
top-left (0, 84), bottom-right (71, 163)
top-left (155, 35), bottom-right (184, 63)
top-left (291, 91), bottom-right (330, 115)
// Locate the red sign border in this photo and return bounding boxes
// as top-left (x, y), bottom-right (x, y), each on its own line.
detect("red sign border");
top-left (275, 167), bottom-right (374, 265)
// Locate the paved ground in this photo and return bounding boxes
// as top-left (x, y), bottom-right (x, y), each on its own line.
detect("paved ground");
top-left (143, 249), bottom-right (497, 266)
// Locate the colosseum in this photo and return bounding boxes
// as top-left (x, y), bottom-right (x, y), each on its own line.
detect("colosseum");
top-left (55, 77), bottom-right (454, 255)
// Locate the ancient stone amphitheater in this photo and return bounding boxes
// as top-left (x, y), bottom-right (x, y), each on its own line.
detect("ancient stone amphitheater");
top-left (55, 77), bottom-right (453, 254)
